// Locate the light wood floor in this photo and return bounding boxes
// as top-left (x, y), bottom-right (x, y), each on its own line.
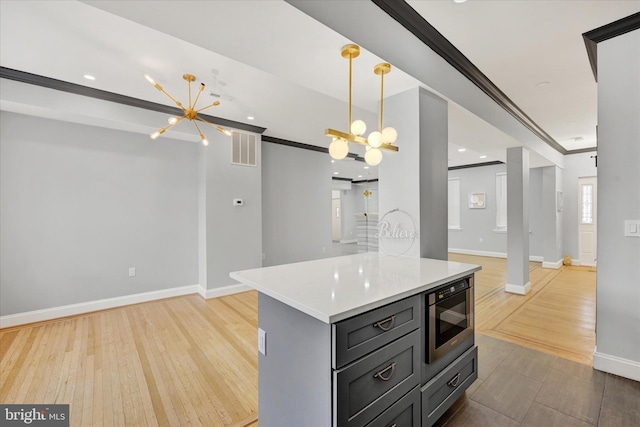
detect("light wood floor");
top-left (0, 254), bottom-right (596, 426)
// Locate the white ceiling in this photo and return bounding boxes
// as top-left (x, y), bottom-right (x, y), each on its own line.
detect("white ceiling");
top-left (1, 0), bottom-right (638, 180)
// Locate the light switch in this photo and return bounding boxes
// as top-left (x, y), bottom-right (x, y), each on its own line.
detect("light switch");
top-left (624, 220), bottom-right (640, 237)
top-left (258, 328), bottom-right (266, 355)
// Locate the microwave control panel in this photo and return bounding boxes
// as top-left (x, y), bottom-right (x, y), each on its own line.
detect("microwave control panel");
top-left (435, 279), bottom-right (468, 301)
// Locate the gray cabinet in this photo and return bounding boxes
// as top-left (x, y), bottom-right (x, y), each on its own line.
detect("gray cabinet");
top-left (333, 296), bottom-right (421, 427)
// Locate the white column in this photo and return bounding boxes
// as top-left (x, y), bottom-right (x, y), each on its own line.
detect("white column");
top-left (542, 166), bottom-right (563, 268)
top-left (506, 146), bottom-right (531, 294)
top-left (379, 87), bottom-right (448, 260)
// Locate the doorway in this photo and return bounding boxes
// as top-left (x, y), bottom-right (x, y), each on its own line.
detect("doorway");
top-left (332, 191), bottom-right (341, 242)
top-left (578, 176), bottom-right (597, 267)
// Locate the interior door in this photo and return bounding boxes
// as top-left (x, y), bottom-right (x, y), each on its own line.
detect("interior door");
top-left (578, 177), bottom-right (597, 267)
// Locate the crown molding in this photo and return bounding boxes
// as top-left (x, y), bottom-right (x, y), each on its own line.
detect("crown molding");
top-left (372, 0), bottom-right (567, 155)
top-left (582, 12), bottom-right (640, 82)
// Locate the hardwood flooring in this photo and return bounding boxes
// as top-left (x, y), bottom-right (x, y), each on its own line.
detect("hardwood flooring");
top-left (0, 254), bottom-right (598, 425)
top-left (449, 253), bottom-right (597, 365)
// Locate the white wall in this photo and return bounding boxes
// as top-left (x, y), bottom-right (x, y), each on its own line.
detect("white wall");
top-left (447, 163), bottom-right (544, 260)
top-left (0, 111), bottom-right (199, 316)
top-left (261, 142), bottom-right (333, 266)
top-left (562, 152), bottom-right (598, 263)
top-left (593, 29), bottom-right (640, 380)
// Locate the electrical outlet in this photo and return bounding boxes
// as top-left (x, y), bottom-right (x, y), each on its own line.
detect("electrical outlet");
top-left (258, 328), bottom-right (266, 356)
top-left (128, 267), bottom-right (136, 277)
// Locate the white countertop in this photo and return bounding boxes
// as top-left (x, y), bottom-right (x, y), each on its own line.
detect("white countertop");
top-left (230, 253), bottom-right (481, 324)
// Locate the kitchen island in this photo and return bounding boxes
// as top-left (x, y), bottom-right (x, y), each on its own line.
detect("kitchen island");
top-left (231, 253), bottom-right (481, 427)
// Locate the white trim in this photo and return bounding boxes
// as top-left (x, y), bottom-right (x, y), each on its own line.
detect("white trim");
top-left (593, 348), bottom-right (640, 382)
top-left (448, 227), bottom-right (463, 231)
top-left (0, 284), bottom-right (200, 328)
top-left (542, 259), bottom-right (563, 269)
top-left (492, 228), bottom-right (508, 234)
top-left (571, 259), bottom-right (582, 266)
top-left (505, 282), bottom-right (532, 295)
top-left (201, 283), bottom-right (252, 299)
top-left (339, 239), bottom-right (357, 244)
top-left (449, 248), bottom-right (543, 262)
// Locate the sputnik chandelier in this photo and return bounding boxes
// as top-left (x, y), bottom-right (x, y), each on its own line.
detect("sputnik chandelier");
top-left (326, 44), bottom-right (398, 166)
top-left (144, 73), bottom-right (232, 145)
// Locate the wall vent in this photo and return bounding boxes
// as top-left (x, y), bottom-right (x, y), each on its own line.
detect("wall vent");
top-left (231, 132), bottom-right (257, 167)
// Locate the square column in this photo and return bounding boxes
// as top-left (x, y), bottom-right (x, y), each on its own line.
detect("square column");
top-left (542, 166), bottom-right (563, 268)
top-left (506, 147), bottom-right (531, 294)
top-left (379, 87), bottom-right (448, 260)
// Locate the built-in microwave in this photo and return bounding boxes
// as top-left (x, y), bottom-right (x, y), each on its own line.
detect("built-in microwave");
top-left (425, 276), bottom-right (474, 366)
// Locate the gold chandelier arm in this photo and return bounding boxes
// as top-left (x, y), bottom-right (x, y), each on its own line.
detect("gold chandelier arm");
top-left (196, 115), bottom-right (232, 136)
top-left (152, 115), bottom-right (187, 136)
top-left (192, 120), bottom-right (207, 140)
top-left (196, 100), bottom-right (221, 113)
top-left (192, 83), bottom-right (205, 110)
top-left (156, 86), bottom-right (184, 110)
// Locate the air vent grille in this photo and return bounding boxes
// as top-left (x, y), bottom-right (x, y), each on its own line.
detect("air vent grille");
top-left (231, 132), bottom-right (257, 167)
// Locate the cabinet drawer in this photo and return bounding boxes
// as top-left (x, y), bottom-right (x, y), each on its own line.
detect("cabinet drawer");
top-left (334, 295), bottom-right (421, 368)
top-left (365, 386), bottom-right (420, 427)
top-left (421, 345), bottom-right (478, 427)
top-left (335, 330), bottom-right (421, 427)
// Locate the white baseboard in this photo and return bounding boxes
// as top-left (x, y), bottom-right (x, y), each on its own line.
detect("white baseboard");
top-left (505, 282), bottom-right (532, 295)
top-left (593, 348), bottom-right (640, 382)
top-left (0, 284), bottom-right (200, 328)
top-left (339, 239), bottom-right (357, 244)
top-left (542, 259), bottom-right (563, 269)
top-left (0, 283), bottom-right (254, 328)
top-left (201, 283), bottom-right (252, 299)
top-left (571, 260), bottom-right (582, 266)
top-left (449, 248), bottom-right (544, 263)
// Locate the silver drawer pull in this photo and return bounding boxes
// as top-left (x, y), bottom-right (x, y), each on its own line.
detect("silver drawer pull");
top-left (373, 315), bottom-right (396, 332)
top-left (373, 362), bottom-right (396, 381)
top-left (389, 424), bottom-right (397, 427)
top-left (447, 372), bottom-right (461, 387)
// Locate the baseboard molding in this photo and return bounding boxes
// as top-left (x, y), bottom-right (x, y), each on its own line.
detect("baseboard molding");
top-left (505, 282), bottom-right (532, 295)
top-left (571, 260), bottom-right (582, 266)
top-left (0, 283), bottom-right (254, 328)
top-left (0, 284), bottom-right (200, 328)
top-left (542, 259), bottom-right (563, 269)
top-left (339, 239), bottom-right (357, 244)
top-left (593, 348), bottom-right (640, 382)
top-left (449, 248), bottom-right (544, 263)
top-left (201, 283), bottom-right (252, 299)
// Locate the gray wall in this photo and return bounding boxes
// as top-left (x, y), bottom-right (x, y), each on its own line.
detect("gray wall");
top-left (0, 111), bottom-right (199, 315)
top-left (562, 152), bottom-right (597, 262)
top-left (261, 142), bottom-right (332, 266)
top-left (202, 132), bottom-right (263, 289)
top-left (447, 163), bottom-right (544, 259)
top-left (595, 29), bottom-right (640, 371)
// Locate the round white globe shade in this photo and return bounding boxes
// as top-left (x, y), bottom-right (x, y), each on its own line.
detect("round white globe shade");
top-left (329, 139), bottom-right (349, 160)
top-left (368, 131), bottom-right (383, 148)
top-left (351, 120), bottom-right (367, 136)
top-left (382, 127), bottom-right (398, 144)
top-left (365, 148), bottom-right (383, 166)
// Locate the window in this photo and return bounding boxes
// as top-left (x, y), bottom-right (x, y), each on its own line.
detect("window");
top-left (448, 178), bottom-right (461, 229)
top-left (581, 184), bottom-right (593, 224)
top-left (495, 173), bottom-right (507, 231)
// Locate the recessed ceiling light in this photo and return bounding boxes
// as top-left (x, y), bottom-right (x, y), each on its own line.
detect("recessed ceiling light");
top-left (453, 0), bottom-right (467, 3)
top-left (358, 175), bottom-right (363, 178)
top-left (331, 160), bottom-right (335, 163)
top-left (458, 148), bottom-right (466, 152)
top-left (247, 116), bottom-right (254, 120)
top-left (364, 166), bottom-right (370, 169)
top-left (83, 74), bottom-right (96, 81)
top-left (535, 81), bottom-right (550, 88)
top-left (480, 155), bottom-right (487, 159)
top-left (334, 172), bottom-right (339, 175)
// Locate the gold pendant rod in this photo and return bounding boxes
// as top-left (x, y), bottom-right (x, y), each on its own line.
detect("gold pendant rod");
top-left (192, 83), bottom-right (205, 110)
top-left (379, 70), bottom-right (384, 132)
